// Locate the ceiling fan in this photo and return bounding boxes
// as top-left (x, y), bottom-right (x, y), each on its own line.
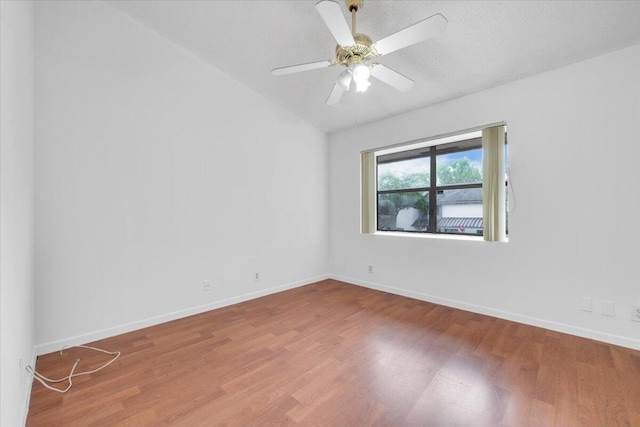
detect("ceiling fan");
top-left (271, 0), bottom-right (448, 105)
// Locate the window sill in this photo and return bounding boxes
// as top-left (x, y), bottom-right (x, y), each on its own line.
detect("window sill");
top-left (372, 231), bottom-right (508, 242)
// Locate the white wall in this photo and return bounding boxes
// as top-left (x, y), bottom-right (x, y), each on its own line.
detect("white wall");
top-left (35, 1), bottom-right (328, 352)
top-left (329, 44), bottom-right (640, 350)
top-left (0, 1), bottom-right (36, 425)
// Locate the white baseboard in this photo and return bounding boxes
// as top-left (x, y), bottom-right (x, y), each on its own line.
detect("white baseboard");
top-left (331, 274), bottom-right (640, 351)
top-left (34, 274), bottom-right (329, 356)
top-left (33, 272), bottom-right (640, 356)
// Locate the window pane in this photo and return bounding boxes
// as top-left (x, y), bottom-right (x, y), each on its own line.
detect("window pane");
top-left (437, 188), bottom-right (483, 235)
top-left (436, 148), bottom-right (482, 186)
top-left (377, 191), bottom-right (429, 232)
top-left (377, 157), bottom-right (430, 191)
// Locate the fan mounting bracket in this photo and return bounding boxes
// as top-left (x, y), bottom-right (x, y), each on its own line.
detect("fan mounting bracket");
top-left (346, 0), bottom-right (363, 13)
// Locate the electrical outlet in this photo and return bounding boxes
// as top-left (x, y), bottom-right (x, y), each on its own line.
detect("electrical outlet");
top-left (601, 300), bottom-right (615, 317)
top-left (202, 280), bottom-right (212, 292)
top-left (254, 272), bottom-right (260, 281)
top-left (632, 304), bottom-right (640, 322)
top-left (368, 265), bottom-right (374, 274)
top-left (579, 296), bottom-right (593, 312)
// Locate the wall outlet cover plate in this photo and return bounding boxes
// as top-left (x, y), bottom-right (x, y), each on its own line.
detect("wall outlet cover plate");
top-left (580, 296), bottom-right (593, 312)
top-left (601, 300), bottom-right (615, 316)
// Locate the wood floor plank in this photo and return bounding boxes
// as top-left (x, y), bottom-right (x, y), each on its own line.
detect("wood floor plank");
top-left (26, 279), bottom-right (640, 426)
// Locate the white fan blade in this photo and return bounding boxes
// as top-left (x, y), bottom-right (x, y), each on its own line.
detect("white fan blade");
top-left (370, 64), bottom-right (414, 92)
top-left (326, 82), bottom-right (345, 105)
top-left (374, 13), bottom-right (447, 56)
top-left (272, 60), bottom-right (333, 76)
top-left (316, 0), bottom-right (355, 47)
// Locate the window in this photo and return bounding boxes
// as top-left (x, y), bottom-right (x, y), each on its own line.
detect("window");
top-left (362, 126), bottom-right (508, 241)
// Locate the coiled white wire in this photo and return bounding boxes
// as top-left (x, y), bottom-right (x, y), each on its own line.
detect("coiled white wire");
top-left (26, 345), bottom-right (121, 393)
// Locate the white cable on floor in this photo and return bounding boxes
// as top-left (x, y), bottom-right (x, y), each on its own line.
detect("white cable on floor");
top-left (26, 345), bottom-right (121, 393)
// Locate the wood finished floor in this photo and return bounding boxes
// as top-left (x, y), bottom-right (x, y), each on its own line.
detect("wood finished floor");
top-left (27, 280), bottom-right (640, 426)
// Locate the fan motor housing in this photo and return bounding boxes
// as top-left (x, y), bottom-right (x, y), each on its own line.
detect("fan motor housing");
top-left (335, 33), bottom-right (376, 66)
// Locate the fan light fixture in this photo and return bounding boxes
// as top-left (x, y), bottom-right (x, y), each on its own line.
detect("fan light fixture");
top-left (350, 62), bottom-right (371, 92)
top-left (337, 70), bottom-right (352, 90)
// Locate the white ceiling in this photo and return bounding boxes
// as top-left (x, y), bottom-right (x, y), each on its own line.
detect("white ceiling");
top-left (105, 0), bottom-right (640, 134)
